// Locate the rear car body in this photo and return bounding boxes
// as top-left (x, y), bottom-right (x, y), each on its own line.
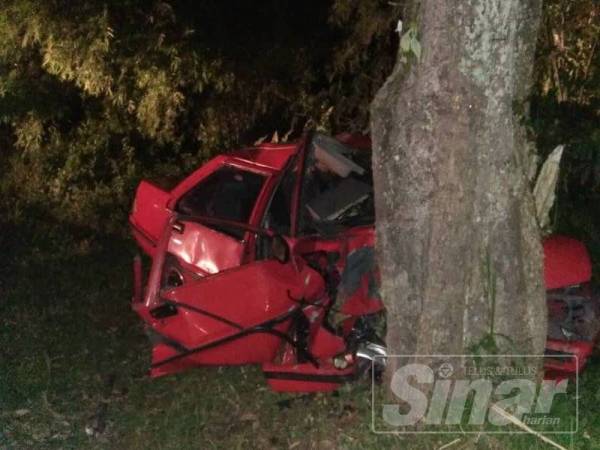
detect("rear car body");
top-left (544, 235), bottom-right (598, 377)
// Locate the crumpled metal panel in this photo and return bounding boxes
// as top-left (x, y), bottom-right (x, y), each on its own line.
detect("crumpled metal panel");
top-left (168, 221), bottom-right (243, 275)
top-left (140, 259), bottom-right (325, 370)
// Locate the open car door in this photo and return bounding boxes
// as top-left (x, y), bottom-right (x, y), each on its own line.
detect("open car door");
top-left (135, 236), bottom-right (325, 377)
top-left (167, 160), bottom-right (275, 275)
top-left (130, 181), bottom-right (172, 256)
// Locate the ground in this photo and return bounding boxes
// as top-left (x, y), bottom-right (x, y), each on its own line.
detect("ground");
top-left (2, 228), bottom-right (600, 449)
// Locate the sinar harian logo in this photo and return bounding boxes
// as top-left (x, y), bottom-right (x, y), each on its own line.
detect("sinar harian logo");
top-left (373, 355), bottom-right (577, 434)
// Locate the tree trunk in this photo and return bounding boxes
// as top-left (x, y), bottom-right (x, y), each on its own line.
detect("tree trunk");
top-left (370, 0), bottom-right (546, 380)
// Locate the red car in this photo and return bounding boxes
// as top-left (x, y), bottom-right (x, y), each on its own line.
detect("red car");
top-left (130, 131), bottom-right (597, 392)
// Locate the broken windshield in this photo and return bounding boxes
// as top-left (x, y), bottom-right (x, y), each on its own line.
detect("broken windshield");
top-left (298, 132), bottom-right (374, 235)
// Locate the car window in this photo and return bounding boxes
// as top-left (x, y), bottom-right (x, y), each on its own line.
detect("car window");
top-left (176, 165), bottom-right (266, 238)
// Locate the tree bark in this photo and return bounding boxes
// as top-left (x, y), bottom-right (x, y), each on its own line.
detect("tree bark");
top-left (371, 0), bottom-right (546, 379)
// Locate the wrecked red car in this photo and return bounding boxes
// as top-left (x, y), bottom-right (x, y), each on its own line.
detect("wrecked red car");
top-left (130, 131), bottom-right (597, 392)
top-left (130, 132), bottom-right (384, 392)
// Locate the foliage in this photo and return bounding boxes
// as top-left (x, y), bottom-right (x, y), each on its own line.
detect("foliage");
top-left (327, 1), bottom-right (401, 131)
top-left (399, 24), bottom-right (421, 62)
top-left (535, 0), bottom-right (599, 104)
top-left (0, 0), bottom-right (368, 233)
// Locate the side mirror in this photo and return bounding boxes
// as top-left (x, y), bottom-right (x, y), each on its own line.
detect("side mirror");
top-left (271, 235), bottom-right (290, 264)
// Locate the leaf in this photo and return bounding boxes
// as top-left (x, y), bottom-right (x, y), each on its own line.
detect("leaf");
top-left (410, 38), bottom-right (422, 61)
top-left (533, 145), bottom-right (564, 232)
top-left (400, 31), bottom-right (411, 53)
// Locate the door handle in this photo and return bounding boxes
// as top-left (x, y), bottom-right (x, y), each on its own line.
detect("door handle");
top-left (172, 221), bottom-right (185, 233)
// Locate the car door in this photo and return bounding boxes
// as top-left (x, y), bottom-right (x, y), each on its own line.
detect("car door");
top-left (130, 180), bottom-right (172, 256)
top-left (166, 159), bottom-right (275, 275)
top-left (143, 245), bottom-right (325, 377)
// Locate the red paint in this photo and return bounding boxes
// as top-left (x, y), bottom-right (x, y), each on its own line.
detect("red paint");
top-left (159, 261), bottom-right (320, 349)
top-left (167, 221), bottom-right (244, 275)
top-left (542, 235), bottom-right (595, 379)
top-left (340, 275), bottom-right (383, 316)
top-left (129, 180), bottom-right (170, 255)
top-left (310, 326), bottom-right (346, 358)
top-left (543, 235), bottom-right (592, 289)
top-left (544, 339), bottom-right (594, 377)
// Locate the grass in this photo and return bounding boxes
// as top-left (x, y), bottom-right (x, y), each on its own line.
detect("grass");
top-left (2, 228), bottom-right (600, 449)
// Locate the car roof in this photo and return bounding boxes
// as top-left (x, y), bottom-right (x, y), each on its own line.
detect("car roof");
top-left (225, 134), bottom-right (372, 172)
top-left (227, 142), bottom-right (299, 171)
